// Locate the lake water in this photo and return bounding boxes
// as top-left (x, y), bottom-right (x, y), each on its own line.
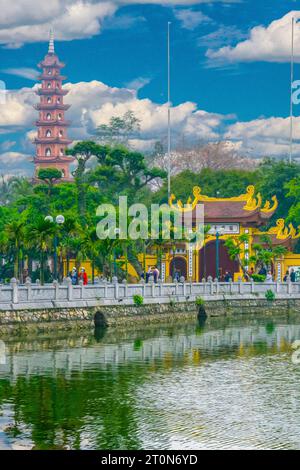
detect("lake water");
top-left (0, 313), bottom-right (300, 450)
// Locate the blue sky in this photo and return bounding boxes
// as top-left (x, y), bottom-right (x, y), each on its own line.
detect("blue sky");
top-left (1, 0), bottom-right (300, 177)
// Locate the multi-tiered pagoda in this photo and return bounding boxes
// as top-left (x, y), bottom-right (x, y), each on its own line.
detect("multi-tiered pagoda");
top-left (33, 31), bottom-right (74, 180)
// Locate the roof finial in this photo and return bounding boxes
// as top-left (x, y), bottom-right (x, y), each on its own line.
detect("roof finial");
top-left (48, 28), bottom-right (55, 54)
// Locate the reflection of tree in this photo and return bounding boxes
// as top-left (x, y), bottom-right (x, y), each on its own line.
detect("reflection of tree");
top-left (0, 315), bottom-right (297, 450)
top-left (0, 364), bottom-right (145, 450)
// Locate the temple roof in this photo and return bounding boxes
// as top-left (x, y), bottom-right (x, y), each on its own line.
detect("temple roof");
top-left (253, 218), bottom-right (300, 250)
top-left (169, 185), bottom-right (278, 227)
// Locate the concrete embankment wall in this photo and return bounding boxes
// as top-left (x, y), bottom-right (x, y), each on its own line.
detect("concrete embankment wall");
top-left (0, 298), bottom-right (300, 333)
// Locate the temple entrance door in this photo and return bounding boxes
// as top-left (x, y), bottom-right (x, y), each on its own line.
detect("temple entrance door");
top-left (199, 240), bottom-right (239, 280)
top-left (169, 257), bottom-right (187, 279)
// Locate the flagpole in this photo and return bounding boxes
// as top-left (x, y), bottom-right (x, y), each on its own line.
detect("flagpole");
top-left (289, 17), bottom-right (294, 164)
top-left (167, 21), bottom-right (171, 201)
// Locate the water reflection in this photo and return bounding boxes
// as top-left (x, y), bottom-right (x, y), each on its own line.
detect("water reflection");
top-left (0, 313), bottom-right (300, 450)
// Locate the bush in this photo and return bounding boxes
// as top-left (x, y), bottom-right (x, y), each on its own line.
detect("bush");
top-left (265, 289), bottom-right (275, 302)
top-left (251, 274), bottom-right (266, 283)
top-left (195, 296), bottom-right (205, 306)
top-left (133, 294), bottom-right (144, 306)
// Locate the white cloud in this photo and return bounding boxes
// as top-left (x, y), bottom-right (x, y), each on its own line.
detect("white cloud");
top-left (207, 11), bottom-right (300, 64)
top-left (199, 25), bottom-right (246, 48)
top-left (2, 67), bottom-right (39, 80)
top-left (0, 86), bottom-right (36, 129)
top-left (174, 9), bottom-right (212, 30)
top-left (0, 1), bottom-right (240, 47)
top-left (0, 151), bottom-right (30, 166)
top-left (126, 77), bottom-right (151, 91)
top-left (0, 78), bottom-right (226, 175)
top-left (225, 115), bottom-right (300, 157)
top-left (0, 140), bottom-right (16, 152)
top-left (3, 77), bottom-right (299, 178)
top-left (66, 80), bottom-right (224, 141)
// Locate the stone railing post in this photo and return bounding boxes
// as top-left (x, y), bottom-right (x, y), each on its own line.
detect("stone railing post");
top-left (214, 279), bottom-right (219, 295)
top-left (66, 277), bottom-right (73, 301)
top-left (288, 281), bottom-right (292, 295)
top-left (239, 281), bottom-right (243, 294)
top-left (112, 277), bottom-right (118, 299)
top-left (10, 278), bottom-right (18, 304)
top-left (151, 282), bottom-right (155, 297)
top-left (78, 279), bottom-right (84, 299)
top-left (25, 279), bottom-right (32, 301)
top-left (53, 280), bottom-right (59, 300)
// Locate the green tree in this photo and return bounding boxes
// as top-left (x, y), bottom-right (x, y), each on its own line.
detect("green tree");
top-left (256, 158), bottom-right (300, 225)
top-left (95, 111), bottom-right (141, 146)
top-left (26, 218), bottom-right (56, 285)
top-left (37, 168), bottom-right (62, 194)
top-left (66, 141), bottom-right (108, 219)
top-left (5, 220), bottom-right (26, 280)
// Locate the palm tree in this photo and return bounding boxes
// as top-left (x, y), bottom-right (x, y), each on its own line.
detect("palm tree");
top-left (59, 217), bottom-right (80, 278)
top-left (26, 218), bottom-right (55, 284)
top-left (9, 177), bottom-right (34, 200)
top-left (0, 175), bottom-right (13, 206)
top-left (5, 220), bottom-right (26, 280)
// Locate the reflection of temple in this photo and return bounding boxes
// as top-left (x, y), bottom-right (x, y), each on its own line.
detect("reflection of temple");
top-left (33, 31), bottom-right (74, 180)
top-left (130, 185), bottom-right (300, 282)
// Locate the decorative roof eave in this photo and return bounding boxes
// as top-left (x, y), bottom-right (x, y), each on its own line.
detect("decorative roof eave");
top-left (253, 218), bottom-right (300, 241)
top-left (169, 185), bottom-right (278, 215)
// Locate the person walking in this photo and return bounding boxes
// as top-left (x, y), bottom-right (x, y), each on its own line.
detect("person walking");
top-left (153, 266), bottom-right (160, 283)
top-left (283, 270), bottom-right (290, 282)
top-left (70, 267), bottom-right (78, 285)
top-left (79, 267), bottom-right (88, 285)
top-left (146, 266), bottom-right (152, 283)
top-left (290, 268), bottom-right (296, 283)
top-left (265, 271), bottom-right (273, 283)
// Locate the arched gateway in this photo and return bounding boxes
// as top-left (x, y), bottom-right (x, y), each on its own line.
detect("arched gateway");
top-left (169, 257), bottom-right (187, 279)
top-left (199, 240), bottom-right (239, 281)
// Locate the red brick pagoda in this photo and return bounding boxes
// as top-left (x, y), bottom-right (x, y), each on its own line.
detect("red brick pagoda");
top-left (33, 31), bottom-right (74, 180)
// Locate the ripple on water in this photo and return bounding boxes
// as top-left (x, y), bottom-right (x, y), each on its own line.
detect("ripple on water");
top-left (0, 316), bottom-right (300, 450)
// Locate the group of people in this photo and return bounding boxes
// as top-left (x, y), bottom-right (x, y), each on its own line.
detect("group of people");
top-left (223, 267), bottom-right (298, 283)
top-left (142, 266), bottom-right (160, 283)
top-left (68, 267), bottom-right (88, 285)
top-left (283, 268), bottom-right (297, 283)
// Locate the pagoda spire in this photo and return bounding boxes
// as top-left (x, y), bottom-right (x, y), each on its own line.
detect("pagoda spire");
top-left (48, 29), bottom-right (55, 54)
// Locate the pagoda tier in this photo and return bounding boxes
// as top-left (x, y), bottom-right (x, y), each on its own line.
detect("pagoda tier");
top-left (33, 31), bottom-right (74, 180)
top-left (34, 137), bottom-right (73, 145)
top-left (34, 103), bottom-right (71, 111)
top-left (35, 156), bottom-right (73, 164)
top-left (36, 88), bottom-right (69, 96)
top-left (35, 119), bottom-right (71, 126)
top-left (38, 74), bottom-right (67, 81)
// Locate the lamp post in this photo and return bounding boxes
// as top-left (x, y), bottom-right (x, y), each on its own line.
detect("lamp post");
top-left (45, 214), bottom-right (65, 281)
top-left (215, 228), bottom-right (224, 281)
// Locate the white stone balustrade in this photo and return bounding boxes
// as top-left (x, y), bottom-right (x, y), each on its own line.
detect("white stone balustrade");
top-left (0, 279), bottom-right (300, 310)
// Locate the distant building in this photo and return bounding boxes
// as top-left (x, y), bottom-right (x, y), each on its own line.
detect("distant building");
top-left (33, 30), bottom-right (74, 180)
